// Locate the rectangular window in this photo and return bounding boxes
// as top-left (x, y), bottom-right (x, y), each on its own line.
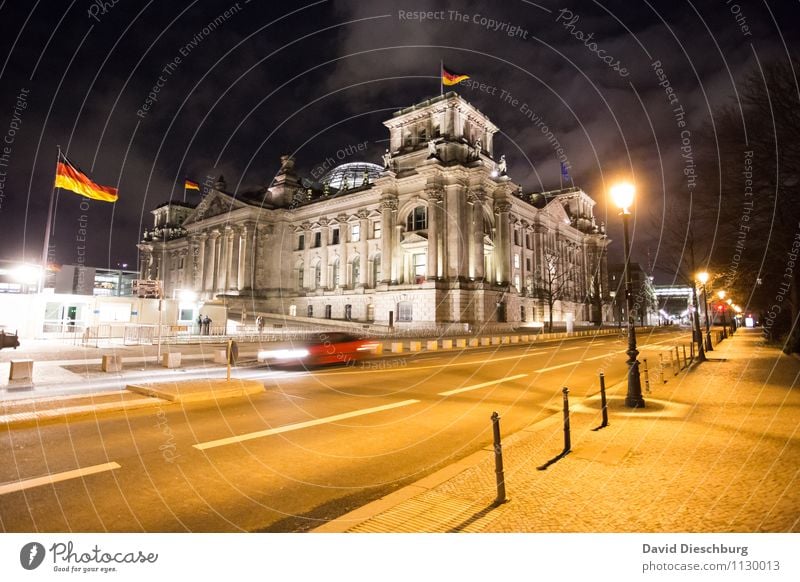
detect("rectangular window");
top-left (398, 301), bottom-right (413, 322)
top-left (351, 224), bottom-right (360, 242)
top-left (332, 228), bottom-right (340, 245)
top-left (373, 221), bottom-right (382, 239)
top-left (314, 232), bottom-right (321, 247)
top-left (298, 234), bottom-right (305, 250)
top-left (514, 229), bottom-right (520, 246)
top-left (526, 234), bottom-right (532, 249)
top-left (179, 308), bottom-right (194, 321)
top-left (514, 274), bottom-right (521, 293)
top-left (413, 253), bottom-right (426, 280)
top-left (514, 254), bottom-right (520, 269)
top-left (526, 258), bottom-right (532, 271)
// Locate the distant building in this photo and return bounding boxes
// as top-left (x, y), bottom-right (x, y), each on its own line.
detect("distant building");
top-left (608, 263), bottom-right (658, 326)
top-left (654, 284), bottom-right (693, 323)
top-left (138, 92), bottom-right (612, 328)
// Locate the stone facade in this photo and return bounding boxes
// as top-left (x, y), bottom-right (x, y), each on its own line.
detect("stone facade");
top-left (138, 92), bottom-right (611, 328)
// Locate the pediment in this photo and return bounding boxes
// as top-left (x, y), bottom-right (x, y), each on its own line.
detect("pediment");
top-left (542, 198), bottom-right (571, 224)
top-left (183, 191), bottom-right (249, 225)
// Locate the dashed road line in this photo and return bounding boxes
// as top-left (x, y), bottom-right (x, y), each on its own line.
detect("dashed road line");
top-left (438, 374), bottom-right (528, 396)
top-left (0, 462), bottom-right (121, 496)
top-left (194, 399), bottom-right (421, 451)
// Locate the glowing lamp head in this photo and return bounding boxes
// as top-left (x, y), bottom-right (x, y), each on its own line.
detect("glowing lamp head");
top-left (717, 290), bottom-right (726, 300)
top-left (178, 290), bottom-right (197, 302)
top-left (697, 271), bottom-right (709, 285)
top-left (610, 182), bottom-right (635, 211)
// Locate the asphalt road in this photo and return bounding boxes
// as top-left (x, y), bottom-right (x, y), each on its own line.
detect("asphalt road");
top-left (0, 328), bottom-right (692, 532)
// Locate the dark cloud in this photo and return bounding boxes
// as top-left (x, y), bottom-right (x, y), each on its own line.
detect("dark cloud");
top-left (0, 0), bottom-right (797, 276)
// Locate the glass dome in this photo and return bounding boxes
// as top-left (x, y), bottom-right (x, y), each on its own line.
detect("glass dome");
top-left (321, 162), bottom-right (383, 190)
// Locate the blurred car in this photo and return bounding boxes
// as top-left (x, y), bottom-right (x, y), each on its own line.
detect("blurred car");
top-left (257, 332), bottom-right (379, 367)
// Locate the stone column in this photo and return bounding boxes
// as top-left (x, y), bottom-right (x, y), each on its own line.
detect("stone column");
top-left (338, 217), bottom-right (347, 288)
top-left (319, 218), bottom-right (329, 288)
top-left (194, 234), bottom-right (206, 292)
top-left (495, 199), bottom-right (511, 285)
top-left (231, 228), bottom-right (241, 291)
top-left (469, 191), bottom-right (485, 281)
top-left (239, 223), bottom-right (254, 291)
top-left (205, 231), bottom-right (218, 293)
top-left (236, 228), bottom-right (246, 291)
top-left (301, 222), bottom-right (311, 288)
top-left (426, 187), bottom-right (443, 280)
top-left (357, 210), bottom-right (369, 287)
top-left (394, 224), bottom-right (404, 284)
top-left (380, 197), bottom-right (398, 284)
top-left (223, 228), bottom-right (234, 291)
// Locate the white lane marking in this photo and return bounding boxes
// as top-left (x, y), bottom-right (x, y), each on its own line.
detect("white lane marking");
top-left (562, 346), bottom-right (581, 351)
top-left (584, 353), bottom-right (622, 361)
top-left (533, 360), bottom-right (582, 373)
top-left (438, 374), bottom-right (529, 396)
top-left (0, 462), bottom-right (121, 496)
top-left (312, 350), bottom-right (549, 377)
top-left (194, 399), bottom-right (421, 451)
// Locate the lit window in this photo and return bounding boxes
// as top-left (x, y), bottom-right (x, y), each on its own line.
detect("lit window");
top-left (406, 206), bottom-right (427, 231)
top-left (351, 224), bottom-right (360, 242)
top-left (413, 253), bottom-right (426, 280)
top-left (514, 254), bottom-right (520, 269)
top-left (514, 274), bottom-right (521, 292)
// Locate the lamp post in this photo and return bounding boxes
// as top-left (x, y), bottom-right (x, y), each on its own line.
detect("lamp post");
top-left (697, 271), bottom-right (713, 352)
top-left (717, 290), bottom-right (727, 338)
top-left (610, 181), bottom-right (645, 408)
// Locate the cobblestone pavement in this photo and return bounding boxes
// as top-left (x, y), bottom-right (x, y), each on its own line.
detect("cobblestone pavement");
top-left (324, 329), bottom-right (800, 533)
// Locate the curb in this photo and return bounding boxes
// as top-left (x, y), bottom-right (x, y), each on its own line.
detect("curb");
top-left (0, 395), bottom-right (167, 429)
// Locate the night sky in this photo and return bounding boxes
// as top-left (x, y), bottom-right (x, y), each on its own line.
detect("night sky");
top-left (0, 0), bottom-right (797, 281)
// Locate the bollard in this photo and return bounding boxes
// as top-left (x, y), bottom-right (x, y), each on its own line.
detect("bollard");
top-left (670, 349), bottom-right (677, 376)
top-left (561, 387), bottom-right (572, 454)
top-left (682, 345), bottom-right (688, 369)
top-left (491, 412), bottom-right (507, 505)
top-left (593, 373), bottom-right (609, 431)
top-left (690, 341), bottom-right (694, 362)
top-left (659, 353), bottom-right (666, 383)
top-left (643, 358), bottom-right (651, 394)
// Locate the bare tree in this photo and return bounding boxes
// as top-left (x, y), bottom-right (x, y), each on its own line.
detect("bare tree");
top-left (535, 252), bottom-right (572, 331)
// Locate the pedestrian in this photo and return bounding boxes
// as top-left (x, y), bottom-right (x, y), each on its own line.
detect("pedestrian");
top-left (203, 315), bottom-right (211, 335)
top-left (256, 315), bottom-right (264, 333)
top-left (196, 314), bottom-right (203, 335)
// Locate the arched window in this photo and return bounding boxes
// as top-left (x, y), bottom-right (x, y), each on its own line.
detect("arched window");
top-left (297, 262), bottom-right (304, 290)
top-left (406, 206), bottom-right (427, 231)
top-left (352, 256), bottom-right (360, 283)
top-left (314, 262), bottom-right (322, 288)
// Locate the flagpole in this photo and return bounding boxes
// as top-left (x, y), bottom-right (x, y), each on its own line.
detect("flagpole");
top-left (440, 60), bottom-right (443, 96)
top-left (40, 146), bottom-right (61, 292)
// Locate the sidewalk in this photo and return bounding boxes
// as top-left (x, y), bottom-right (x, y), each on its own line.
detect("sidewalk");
top-left (315, 328), bottom-right (800, 533)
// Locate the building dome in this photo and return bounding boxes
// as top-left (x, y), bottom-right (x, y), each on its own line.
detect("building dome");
top-left (321, 162), bottom-right (383, 190)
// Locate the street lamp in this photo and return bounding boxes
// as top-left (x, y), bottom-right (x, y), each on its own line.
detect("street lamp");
top-left (697, 271), bottom-right (713, 352)
top-left (610, 181), bottom-right (644, 408)
top-left (717, 290), bottom-right (728, 338)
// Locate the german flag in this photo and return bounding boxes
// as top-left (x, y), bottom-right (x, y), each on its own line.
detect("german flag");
top-left (184, 179), bottom-right (201, 191)
top-left (54, 154), bottom-right (118, 202)
top-left (442, 65), bottom-right (469, 86)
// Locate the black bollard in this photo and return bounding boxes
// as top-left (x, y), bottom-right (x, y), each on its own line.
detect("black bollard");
top-left (682, 345), bottom-right (688, 368)
top-left (643, 358), bottom-right (651, 394)
top-left (561, 387), bottom-right (571, 455)
top-left (491, 412), bottom-right (506, 505)
top-left (593, 374), bottom-right (609, 431)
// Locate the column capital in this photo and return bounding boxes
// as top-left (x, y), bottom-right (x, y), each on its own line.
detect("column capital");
top-left (356, 209), bottom-right (369, 220)
top-left (380, 196), bottom-right (399, 212)
top-left (494, 200), bottom-right (512, 214)
top-left (426, 186), bottom-right (445, 203)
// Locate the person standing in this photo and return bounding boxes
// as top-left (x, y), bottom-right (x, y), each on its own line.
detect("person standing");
top-left (203, 315), bottom-right (211, 335)
top-left (196, 314), bottom-right (203, 335)
top-left (256, 315), bottom-right (264, 334)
